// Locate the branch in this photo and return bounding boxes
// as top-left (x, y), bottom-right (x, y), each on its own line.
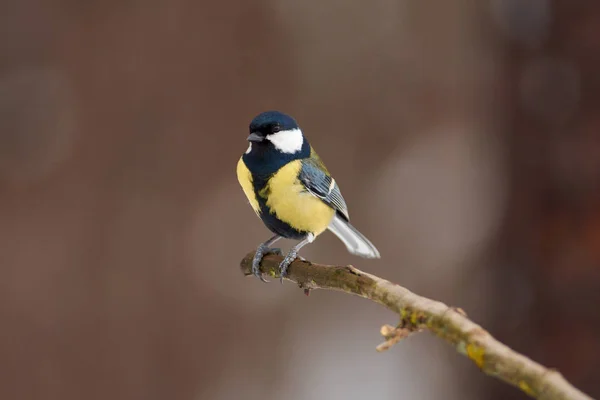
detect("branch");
top-left (240, 252), bottom-right (593, 400)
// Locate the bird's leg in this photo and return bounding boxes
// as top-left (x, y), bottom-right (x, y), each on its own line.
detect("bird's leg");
top-left (252, 234), bottom-right (282, 283)
top-left (279, 233), bottom-right (315, 283)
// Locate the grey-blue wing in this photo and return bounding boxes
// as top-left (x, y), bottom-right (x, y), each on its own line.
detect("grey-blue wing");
top-left (298, 158), bottom-right (350, 221)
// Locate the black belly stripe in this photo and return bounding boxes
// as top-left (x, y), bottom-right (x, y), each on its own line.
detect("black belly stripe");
top-left (255, 193), bottom-right (307, 240)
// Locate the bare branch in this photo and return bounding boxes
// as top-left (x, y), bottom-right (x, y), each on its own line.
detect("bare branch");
top-left (240, 252), bottom-right (593, 400)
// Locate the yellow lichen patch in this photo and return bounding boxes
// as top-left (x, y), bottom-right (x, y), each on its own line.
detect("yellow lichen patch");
top-left (466, 343), bottom-right (485, 368)
top-left (518, 380), bottom-right (536, 396)
top-left (456, 341), bottom-right (467, 355)
top-left (400, 309), bottom-right (408, 321)
top-left (409, 310), bottom-right (427, 326)
top-left (399, 309), bottom-right (424, 328)
top-left (410, 312), bottom-right (418, 325)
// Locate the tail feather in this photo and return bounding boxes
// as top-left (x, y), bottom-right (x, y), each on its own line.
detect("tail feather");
top-left (327, 214), bottom-right (380, 259)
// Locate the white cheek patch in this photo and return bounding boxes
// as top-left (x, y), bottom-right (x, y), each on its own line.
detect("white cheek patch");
top-left (267, 128), bottom-right (304, 154)
top-left (246, 143), bottom-right (252, 154)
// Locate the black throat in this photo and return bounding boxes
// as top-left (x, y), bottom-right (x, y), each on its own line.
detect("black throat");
top-left (242, 139), bottom-right (310, 191)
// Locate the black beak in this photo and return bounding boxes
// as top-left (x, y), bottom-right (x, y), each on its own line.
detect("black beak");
top-left (247, 132), bottom-right (264, 142)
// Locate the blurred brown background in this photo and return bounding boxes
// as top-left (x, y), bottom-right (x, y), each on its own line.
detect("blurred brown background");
top-left (0, 0), bottom-right (598, 399)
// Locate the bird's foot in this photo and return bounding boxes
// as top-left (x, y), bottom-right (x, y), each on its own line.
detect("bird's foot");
top-left (252, 246), bottom-right (282, 283)
top-left (278, 249), bottom-right (299, 284)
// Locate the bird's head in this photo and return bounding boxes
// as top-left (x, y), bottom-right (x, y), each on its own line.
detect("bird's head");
top-left (245, 111), bottom-right (308, 156)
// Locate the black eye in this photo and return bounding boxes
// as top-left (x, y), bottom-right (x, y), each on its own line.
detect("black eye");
top-left (271, 125), bottom-right (281, 133)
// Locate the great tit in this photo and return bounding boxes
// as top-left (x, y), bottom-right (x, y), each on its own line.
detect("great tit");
top-left (237, 111), bottom-right (380, 282)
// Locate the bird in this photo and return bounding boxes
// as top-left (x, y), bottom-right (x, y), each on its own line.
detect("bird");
top-left (236, 110), bottom-right (380, 282)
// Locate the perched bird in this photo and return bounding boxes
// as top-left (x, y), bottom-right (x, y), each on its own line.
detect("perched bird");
top-left (237, 111), bottom-right (380, 282)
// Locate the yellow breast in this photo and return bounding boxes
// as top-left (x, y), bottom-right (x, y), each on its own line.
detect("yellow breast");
top-left (236, 157), bottom-right (260, 215)
top-left (262, 160), bottom-right (335, 236)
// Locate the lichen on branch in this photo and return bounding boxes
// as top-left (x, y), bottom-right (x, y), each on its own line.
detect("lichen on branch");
top-left (240, 252), bottom-right (592, 400)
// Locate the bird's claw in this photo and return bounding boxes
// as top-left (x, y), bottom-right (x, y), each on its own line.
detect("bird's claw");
top-left (252, 246), bottom-right (282, 283)
top-left (256, 273), bottom-right (269, 283)
top-left (278, 250), bottom-right (298, 284)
